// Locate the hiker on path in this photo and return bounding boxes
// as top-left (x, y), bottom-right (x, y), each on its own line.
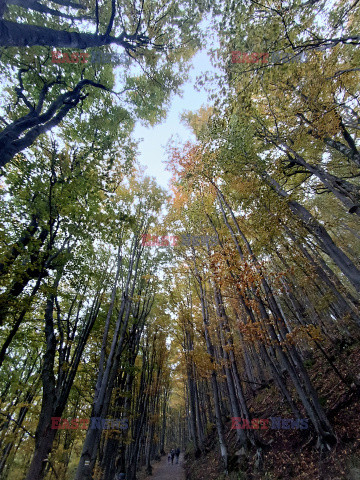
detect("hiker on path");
top-left (175, 447), bottom-right (180, 464)
top-left (170, 448), bottom-right (175, 464)
top-left (168, 452), bottom-right (171, 463)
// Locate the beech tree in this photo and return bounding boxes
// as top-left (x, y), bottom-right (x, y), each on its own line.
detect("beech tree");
top-left (0, 1), bottom-right (359, 479)
top-left (0, 0), bottom-right (203, 50)
top-left (164, 107), bottom-right (358, 454)
top-left (0, 0), bottom-right (202, 170)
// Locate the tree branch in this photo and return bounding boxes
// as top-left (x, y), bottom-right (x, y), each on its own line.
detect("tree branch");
top-left (0, 79), bottom-right (110, 168)
top-left (0, 19), bottom-right (150, 50)
top-left (6, 0), bottom-right (89, 20)
top-left (104, 0), bottom-right (116, 37)
top-left (0, 411), bottom-right (36, 438)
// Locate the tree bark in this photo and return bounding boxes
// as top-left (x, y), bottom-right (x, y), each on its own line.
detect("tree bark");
top-left (24, 276), bottom-right (101, 480)
top-left (0, 79), bottom-right (108, 169)
top-left (0, 213), bottom-right (39, 277)
top-left (277, 141), bottom-right (360, 215)
top-left (263, 172), bottom-right (360, 291)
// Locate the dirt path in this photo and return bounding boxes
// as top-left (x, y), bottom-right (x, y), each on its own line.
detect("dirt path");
top-left (145, 454), bottom-right (185, 480)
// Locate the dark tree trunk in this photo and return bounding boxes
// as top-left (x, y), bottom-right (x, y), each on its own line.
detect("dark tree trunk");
top-left (192, 259), bottom-right (229, 471)
top-left (0, 213), bottom-right (39, 277)
top-left (0, 79), bottom-right (108, 169)
top-left (24, 273), bottom-right (61, 480)
top-left (24, 275), bottom-right (101, 480)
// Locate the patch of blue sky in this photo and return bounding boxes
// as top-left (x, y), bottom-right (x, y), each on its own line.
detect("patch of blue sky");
top-left (132, 47), bottom-right (218, 190)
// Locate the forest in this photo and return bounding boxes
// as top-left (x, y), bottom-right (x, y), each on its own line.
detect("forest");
top-left (0, 0), bottom-right (359, 479)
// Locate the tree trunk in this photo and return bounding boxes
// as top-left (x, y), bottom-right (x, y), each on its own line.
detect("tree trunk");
top-left (263, 172), bottom-right (360, 291)
top-left (193, 261), bottom-right (229, 471)
top-left (277, 142), bottom-right (360, 214)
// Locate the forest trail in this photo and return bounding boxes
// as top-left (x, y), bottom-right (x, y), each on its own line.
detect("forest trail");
top-left (145, 454), bottom-right (185, 480)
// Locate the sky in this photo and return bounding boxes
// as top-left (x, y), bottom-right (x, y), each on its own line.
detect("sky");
top-left (133, 48), bottom-right (216, 191)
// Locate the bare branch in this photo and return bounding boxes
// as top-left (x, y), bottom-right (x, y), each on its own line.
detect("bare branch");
top-left (6, 0), bottom-right (89, 20)
top-left (0, 411), bottom-right (36, 438)
top-left (0, 19), bottom-right (151, 51)
top-left (104, 0), bottom-right (116, 37)
top-left (95, 0), bottom-right (99, 35)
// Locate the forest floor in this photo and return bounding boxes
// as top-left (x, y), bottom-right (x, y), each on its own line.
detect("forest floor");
top-left (143, 454), bottom-right (185, 480)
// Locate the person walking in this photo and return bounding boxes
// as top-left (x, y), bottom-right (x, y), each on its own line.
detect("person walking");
top-left (170, 449), bottom-right (175, 464)
top-left (175, 447), bottom-right (180, 464)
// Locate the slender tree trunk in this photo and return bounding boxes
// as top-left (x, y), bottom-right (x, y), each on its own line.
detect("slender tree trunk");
top-left (277, 141), bottom-right (360, 214)
top-left (0, 212), bottom-right (39, 277)
top-left (193, 261), bottom-right (229, 471)
top-left (24, 273), bottom-right (62, 480)
top-left (263, 172), bottom-right (360, 291)
top-left (24, 278), bottom-right (101, 480)
top-left (159, 389), bottom-right (169, 455)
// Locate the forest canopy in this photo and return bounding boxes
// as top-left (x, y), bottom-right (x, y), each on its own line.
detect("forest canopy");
top-left (0, 1), bottom-right (359, 480)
